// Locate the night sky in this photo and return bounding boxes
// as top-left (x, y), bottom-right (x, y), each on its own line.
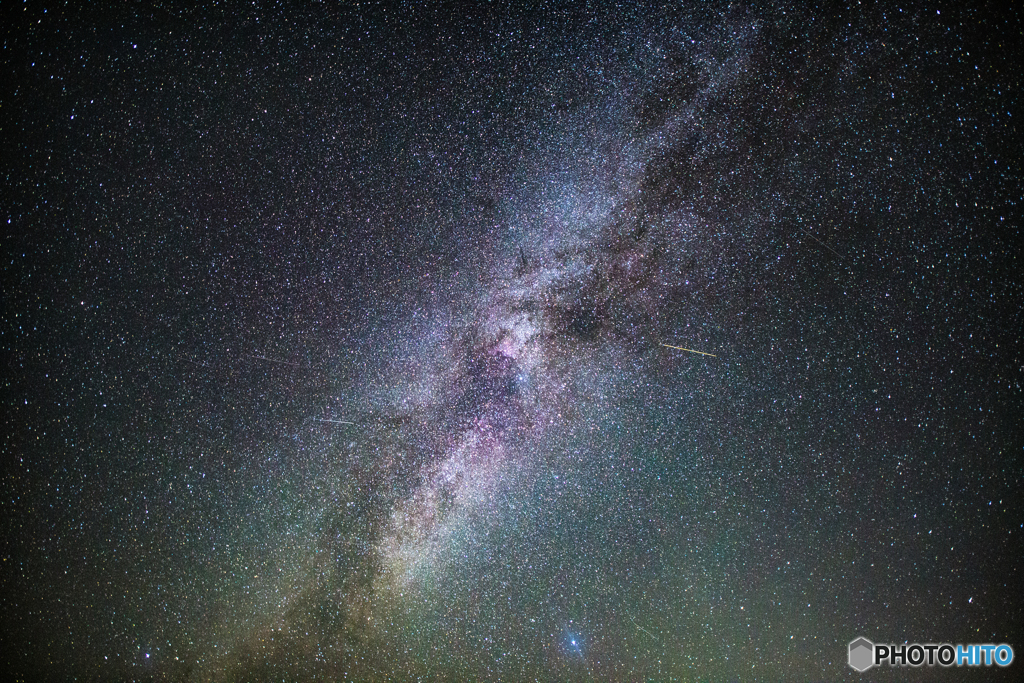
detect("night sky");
top-left (2, 2), bottom-right (1021, 681)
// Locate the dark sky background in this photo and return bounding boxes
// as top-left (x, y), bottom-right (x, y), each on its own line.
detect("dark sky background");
top-left (2, 1), bottom-right (1021, 681)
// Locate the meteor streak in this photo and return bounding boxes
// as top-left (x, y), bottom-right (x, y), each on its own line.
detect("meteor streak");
top-left (659, 343), bottom-right (717, 357)
top-left (629, 613), bottom-right (658, 640)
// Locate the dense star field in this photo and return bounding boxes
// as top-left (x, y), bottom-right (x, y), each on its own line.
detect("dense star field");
top-left (2, 2), bottom-right (1021, 681)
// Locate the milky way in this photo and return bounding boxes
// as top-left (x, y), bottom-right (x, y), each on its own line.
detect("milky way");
top-left (3, 2), bottom-right (1021, 681)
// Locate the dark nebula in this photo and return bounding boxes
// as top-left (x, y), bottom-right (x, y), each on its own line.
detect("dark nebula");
top-left (2, 2), bottom-right (1021, 681)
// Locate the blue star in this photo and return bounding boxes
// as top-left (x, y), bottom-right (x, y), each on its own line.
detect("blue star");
top-left (561, 629), bottom-right (585, 658)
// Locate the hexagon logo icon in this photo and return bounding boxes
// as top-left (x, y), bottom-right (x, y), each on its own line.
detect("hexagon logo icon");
top-left (848, 637), bottom-right (875, 672)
